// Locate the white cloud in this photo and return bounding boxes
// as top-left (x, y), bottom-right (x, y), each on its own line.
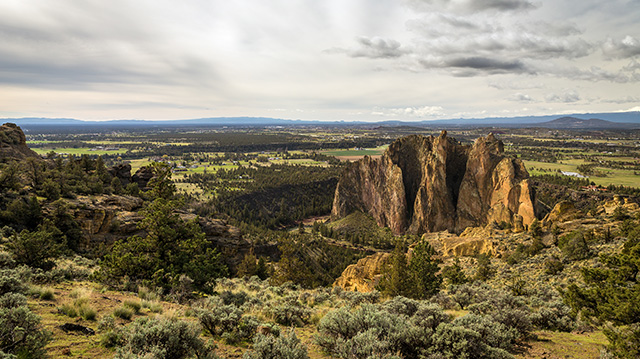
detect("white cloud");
top-left (545, 91), bottom-right (580, 103)
top-left (508, 93), bottom-right (535, 102)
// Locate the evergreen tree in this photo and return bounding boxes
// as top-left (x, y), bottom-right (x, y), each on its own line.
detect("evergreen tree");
top-left (378, 242), bottom-right (409, 297)
top-left (408, 241), bottom-right (442, 299)
top-left (237, 249), bottom-right (258, 277)
top-left (474, 254), bottom-right (494, 281)
top-left (270, 239), bottom-right (314, 288)
top-left (98, 198), bottom-right (227, 292)
top-left (442, 258), bottom-right (468, 286)
top-left (565, 232), bottom-right (640, 358)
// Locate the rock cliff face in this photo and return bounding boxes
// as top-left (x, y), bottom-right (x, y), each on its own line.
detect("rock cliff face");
top-left (332, 132), bottom-right (535, 234)
top-left (0, 123), bottom-right (40, 161)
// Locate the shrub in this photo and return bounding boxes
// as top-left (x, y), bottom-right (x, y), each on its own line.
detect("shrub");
top-left (448, 283), bottom-right (491, 309)
top-left (38, 287), bottom-right (55, 300)
top-left (558, 230), bottom-right (591, 261)
top-left (316, 304), bottom-right (413, 358)
top-left (0, 302), bottom-right (51, 358)
top-left (78, 303), bottom-right (97, 321)
top-left (453, 314), bottom-right (519, 351)
top-left (59, 303), bottom-right (78, 318)
top-left (0, 293), bottom-right (28, 309)
top-left (138, 286), bottom-right (161, 302)
top-left (544, 257), bottom-right (564, 275)
top-left (0, 251), bottom-right (16, 269)
top-left (114, 306), bottom-right (134, 320)
top-left (7, 225), bottom-right (63, 270)
top-left (381, 296), bottom-right (421, 317)
top-left (113, 317), bottom-right (218, 359)
top-left (219, 290), bottom-right (249, 307)
top-left (530, 301), bottom-right (575, 332)
top-left (244, 329), bottom-right (309, 359)
top-left (98, 315), bottom-right (116, 332)
top-left (142, 300), bottom-right (163, 313)
top-left (123, 300), bottom-right (142, 314)
top-left (0, 268), bottom-right (28, 295)
top-left (267, 301), bottom-right (311, 327)
top-left (430, 322), bottom-right (513, 359)
top-left (468, 292), bottom-right (532, 338)
top-left (196, 298), bottom-right (243, 336)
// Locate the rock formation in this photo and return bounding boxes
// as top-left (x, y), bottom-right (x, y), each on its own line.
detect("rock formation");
top-left (332, 132), bottom-right (535, 234)
top-left (0, 123), bottom-right (40, 161)
top-left (108, 163), bottom-right (133, 186)
top-left (333, 252), bottom-right (390, 292)
top-left (132, 165), bottom-right (155, 189)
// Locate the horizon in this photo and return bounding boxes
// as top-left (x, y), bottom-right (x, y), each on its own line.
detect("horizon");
top-left (2, 110), bottom-right (640, 125)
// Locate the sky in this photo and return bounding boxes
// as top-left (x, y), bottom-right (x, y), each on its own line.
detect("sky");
top-left (0, 0), bottom-right (639, 122)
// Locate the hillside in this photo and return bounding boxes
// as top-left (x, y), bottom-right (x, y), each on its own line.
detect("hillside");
top-left (533, 116), bottom-right (638, 129)
top-left (1, 123), bottom-right (640, 358)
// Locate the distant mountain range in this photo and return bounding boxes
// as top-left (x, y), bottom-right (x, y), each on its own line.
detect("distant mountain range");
top-left (3, 111), bottom-right (639, 130)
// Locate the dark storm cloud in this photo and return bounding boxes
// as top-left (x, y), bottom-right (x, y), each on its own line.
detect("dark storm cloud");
top-left (466, 0), bottom-right (536, 12)
top-left (445, 56), bottom-right (530, 74)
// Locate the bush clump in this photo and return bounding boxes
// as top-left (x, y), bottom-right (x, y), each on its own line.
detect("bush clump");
top-left (113, 317), bottom-right (218, 359)
top-left (0, 293), bottom-right (51, 358)
top-left (317, 294), bottom-right (527, 359)
top-left (266, 299), bottom-right (311, 327)
top-left (243, 329), bottom-right (309, 359)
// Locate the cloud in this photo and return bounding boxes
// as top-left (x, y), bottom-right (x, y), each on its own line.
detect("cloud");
top-left (347, 37), bottom-right (408, 59)
top-left (601, 96), bottom-right (639, 104)
top-left (545, 91), bottom-right (580, 103)
top-left (444, 56), bottom-right (531, 75)
top-left (0, 2), bottom-right (223, 89)
top-left (507, 93), bottom-right (535, 102)
top-left (602, 36), bottom-right (640, 59)
top-left (373, 105), bottom-right (445, 118)
top-left (465, 0), bottom-right (537, 12)
top-left (407, 0), bottom-right (537, 14)
top-left (488, 81), bottom-right (545, 90)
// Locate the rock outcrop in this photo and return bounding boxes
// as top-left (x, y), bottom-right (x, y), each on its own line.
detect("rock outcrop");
top-left (599, 195), bottom-right (640, 216)
top-left (332, 132), bottom-right (535, 234)
top-left (0, 123), bottom-right (40, 161)
top-left (108, 164), bottom-right (133, 186)
top-left (333, 252), bottom-right (391, 292)
top-left (543, 200), bottom-right (582, 224)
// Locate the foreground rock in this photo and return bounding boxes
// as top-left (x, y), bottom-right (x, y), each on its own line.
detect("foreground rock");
top-left (332, 132), bottom-right (535, 235)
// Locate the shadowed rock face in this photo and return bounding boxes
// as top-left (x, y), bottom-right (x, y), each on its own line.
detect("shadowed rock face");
top-left (331, 132), bottom-right (535, 234)
top-left (0, 123), bottom-right (40, 161)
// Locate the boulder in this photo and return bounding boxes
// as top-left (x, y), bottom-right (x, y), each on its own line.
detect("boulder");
top-left (108, 163), bottom-right (132, 186)
top-left (543, 200), bottom-right (582, 224)
top-left (333, 252), bottom-right (391, 292)
top-left (132, 166), bottom-right (154, 189)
